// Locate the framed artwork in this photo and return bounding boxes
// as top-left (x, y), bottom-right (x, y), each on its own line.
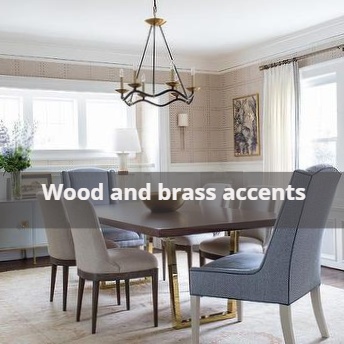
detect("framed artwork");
top-left (233, 93), bottom-right (260, 156)
top-left (21, 173), bottom-right (52, 199)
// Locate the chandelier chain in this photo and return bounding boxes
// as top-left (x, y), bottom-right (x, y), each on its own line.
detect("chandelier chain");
top-left (153, 0), bottom-right (157, 17)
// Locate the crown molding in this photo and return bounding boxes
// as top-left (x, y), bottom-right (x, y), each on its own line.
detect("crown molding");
top-left (215, 16), bottom-right (344, 72)
top-left (0, 16), bottom-right (343, 74)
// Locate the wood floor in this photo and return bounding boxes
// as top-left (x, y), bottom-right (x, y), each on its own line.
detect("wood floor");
top-left (0, 256), bottom-right (343, 290)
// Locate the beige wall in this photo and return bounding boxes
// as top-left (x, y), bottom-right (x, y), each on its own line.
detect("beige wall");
top-left (170, 65), bottom-right (263, 163)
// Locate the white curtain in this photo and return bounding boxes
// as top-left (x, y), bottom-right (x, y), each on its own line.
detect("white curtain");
top-left (263, 62), bottom-right (298, 172)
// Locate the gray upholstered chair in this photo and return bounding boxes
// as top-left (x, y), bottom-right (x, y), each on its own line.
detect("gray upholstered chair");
top-left (37, 191), bottom-right (122, 311)
top-left (199, 186), bottom-right (276, 265)
top-left (63, 197), bottom-right (158, 334)
top-left (190, 165), bottom-right (341, 344)
top-left (61, 167), bottom-right (144, 248)
top-left (37, 191), bottom-right (76, 311)
top-left (161, 183), bottom-right (232, 280)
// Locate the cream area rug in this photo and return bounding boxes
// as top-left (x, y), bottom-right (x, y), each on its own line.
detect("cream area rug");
top-left (0, 252), bottom-right (343, 344)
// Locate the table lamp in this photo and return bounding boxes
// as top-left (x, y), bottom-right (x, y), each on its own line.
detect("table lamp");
top-left (113, 128), bottom-right (141, 175)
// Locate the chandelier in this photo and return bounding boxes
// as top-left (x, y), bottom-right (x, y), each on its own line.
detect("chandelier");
top-left (116, 0), bottom-right (199, 107)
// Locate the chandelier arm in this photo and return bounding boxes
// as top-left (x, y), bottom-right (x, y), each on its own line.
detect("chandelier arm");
top-left (122, 87), bottom-right (193, 102)
top-left (158, 26), bottom-right (189, 96)
top-left (125, 94), bottom-right (194, 108)
top-left (137, 26), bottom-right (153, 77)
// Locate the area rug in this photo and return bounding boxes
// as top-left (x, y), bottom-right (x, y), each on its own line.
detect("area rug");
top-left (0, 252), bottom-right (343, 344)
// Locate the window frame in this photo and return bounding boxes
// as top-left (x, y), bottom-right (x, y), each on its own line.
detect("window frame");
top-left (0, 76), bottom-right (136, 162)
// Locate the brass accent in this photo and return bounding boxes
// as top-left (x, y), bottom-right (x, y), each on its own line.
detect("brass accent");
top-left (20, 220), bottom-right (30, 229)
top-left (186, 86), bottom-right (201, 92)
top-left (165, 237), bottom-right (237, 329)
top-left (229, 230), bottom-right (238, 253)
top-left (145, 17), bottom-right (166, 26)
top-left (165, 81), bottom-right (180, 88)
top-left (115, 88), bottom-right (129, 94)
top-left (128, 82), bottom-right (142, 89)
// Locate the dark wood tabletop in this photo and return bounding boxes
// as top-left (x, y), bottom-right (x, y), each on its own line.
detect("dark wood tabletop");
top-left (95, 201), bottom-right (276, 238)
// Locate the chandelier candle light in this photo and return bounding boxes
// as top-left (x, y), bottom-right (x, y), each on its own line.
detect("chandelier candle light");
top-left (116, 0), bottom-right (199, 107)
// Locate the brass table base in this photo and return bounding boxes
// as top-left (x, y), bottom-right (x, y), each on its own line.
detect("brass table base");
top-left (165, 238), bottom-right (237, 329)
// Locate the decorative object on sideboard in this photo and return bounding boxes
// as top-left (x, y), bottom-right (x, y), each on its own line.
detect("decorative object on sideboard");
top-left (0, 120), bottom-right (35, 199)
top-left (113, 128), bottom-right (141, 175)
top-left (115, 0), bottom-right (199, 107)
top-left (177, 113), bottom-right (189, 150)
top-left (233, 93), bottom-right (260, 157)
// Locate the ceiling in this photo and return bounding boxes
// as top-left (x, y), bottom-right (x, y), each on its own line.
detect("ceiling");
top-left (1, 0), bottom-right (344, 71)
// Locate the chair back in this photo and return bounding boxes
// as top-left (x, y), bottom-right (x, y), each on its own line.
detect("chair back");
top-left (260, 165), bottom-right (341, 304)
top-left (239, 186), bottom-right (276, 244)
top-left (37, 191), bottom-right (75, 260)
top-left (61, 167), bottom-right (116, 205)
top-left (200, 183), bottom-right (232, 208)
top-left (63, 197), bottom-right (118, 274)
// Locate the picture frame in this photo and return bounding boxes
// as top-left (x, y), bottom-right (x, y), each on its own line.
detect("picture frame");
top-left (233, 93), bottom-right (260, 156)
top-left (21, 173), bottom-right (52, 199)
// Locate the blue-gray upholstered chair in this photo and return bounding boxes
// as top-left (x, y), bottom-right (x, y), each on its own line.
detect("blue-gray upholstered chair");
top-left (63, 197), bottom-right (158, 334)
top-left (61, 168), bottom-right (144, 248)
top-left (37, 191), bottom-right (122, 311)
top-left (199, 186), bottom-right (276, 265)
top-left (190, 165), bottom-right (341, 344)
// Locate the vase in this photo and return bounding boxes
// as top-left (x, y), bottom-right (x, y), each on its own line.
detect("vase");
top-left (10, 171), bottom-right (22, 200)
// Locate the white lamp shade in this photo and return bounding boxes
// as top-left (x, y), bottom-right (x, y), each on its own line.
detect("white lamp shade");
top-left (113, 128), bottom-right (141, 153)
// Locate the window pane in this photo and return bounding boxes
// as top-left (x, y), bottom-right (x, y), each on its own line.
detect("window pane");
top-left (0, 96), bottom-right (22, 125)
top-left (86, 99), bottom-right (128, 150)
top-left (299, 82), bottom-right (337, 168)
top-left (33, 98), bottom-right (78, 149)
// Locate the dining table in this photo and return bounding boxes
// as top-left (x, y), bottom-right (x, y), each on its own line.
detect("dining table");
top-left (95, 200), bottom-right (276, 329)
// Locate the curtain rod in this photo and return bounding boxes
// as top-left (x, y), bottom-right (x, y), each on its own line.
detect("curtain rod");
top-left (259, 44), bottom-right (344, 71)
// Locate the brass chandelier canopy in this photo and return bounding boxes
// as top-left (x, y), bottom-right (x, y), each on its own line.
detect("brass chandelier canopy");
top-left (116, 0), bottom-right (199, 107)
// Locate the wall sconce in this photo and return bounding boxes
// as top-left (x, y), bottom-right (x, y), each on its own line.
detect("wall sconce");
top-left (113, 128), bottom-right (141, 175)
top-left (177, 113), bottom-right (189, 150)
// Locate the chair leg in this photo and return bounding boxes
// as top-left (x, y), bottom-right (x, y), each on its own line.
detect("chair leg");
top-left (92, 281), bottom-right (100, 334)
top-left (152, 269), bottom-right (158, 327)
top-left (310, 286), bottom-right (329, 338)
top-left (116, 280), bottom-right (121, 305)
top-left (162, 242), bottom-right (166, 281)
top-left (125, 279), bottom-right (130, 310)
top-left (199, 252), bottom-right (206, 267)
top-left (191, 295), bottom-right (200, 344)
top-left (76, 277), bottom-right (85, 322)
top-left (187, 246), bottom-right (193, 271)
top-left (237, 300), bottom-right (243, 322)
top-left (279, 304), bottom-right (295, 344)
top-left (62, 265), bottom-right (69, 311)
top-left (50, 264), bottom-right (57, 302)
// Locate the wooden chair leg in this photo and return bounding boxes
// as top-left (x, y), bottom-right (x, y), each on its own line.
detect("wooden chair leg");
top-left (76, 277), bottom-right (85, 322)
top-left (50, 264), bottom-right (57, 302)
top-left (311, 286), bottom-right (329, 338)
top-left (279, 304), bottom-right (295, 344)
top-left (62, 265), bottom-right (69, 311)
top-left (191, 295), bottom-right (200, 344)
top-left (162, 242), bottom-right (166, 281)
top-left (125, 279), bottom-right (130, 310)
top-left (199, 252), bottom-right (206, 267)
top-left (116, 280), bottom-right (121, 305)
top-left (152, 269), bottom-right (158, 327)
top-left (92, 281), bottom-right (100, 334)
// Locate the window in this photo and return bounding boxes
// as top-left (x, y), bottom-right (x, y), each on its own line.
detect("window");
top-left (0, 77), bottom-right (162, 172)
top-left (0, 87), bottom-right (133, 154)
top-left (299, 73), bottom-right (337, 168)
